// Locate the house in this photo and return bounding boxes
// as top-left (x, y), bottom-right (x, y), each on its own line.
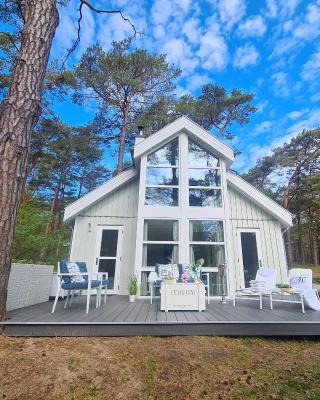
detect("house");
top-left (63, 116), bottom-right (292, 298)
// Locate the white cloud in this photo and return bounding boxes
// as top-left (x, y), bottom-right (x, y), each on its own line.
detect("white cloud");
top-left (266, 0), bottom-right (278, 18)
top-left (251, 121), bottom-right (272, 136)
top-left (185, 73), bottom-right (210, 92)
top-left (77, 6), bottom-right (95, 56)
top-left (233, 44), bottom-right (259, 69)
top-left (301, 48), bottom-right (320, 81)
top-left (153, 25), bottom-right (166, 39)
top-left (285, 108), bottom-right (320, 136)
top-left (293, 2), bottom-right (320, 40)
top-left (286, 109), bottom-right (308, 120)
top-left (311, 92), bottom-right (320, 102)
top-left (97, 13), bottom-right (134, 50)
top-left (217, 0), bottom-right (246, 30)
top-left (240, 108), bottom-right (320, 171)
top-left (238, 16), bottom-right (267, 38)
top-left (197, 25), bottom-right (228, 70)
top-left (162, 38), bottom-right (198, 73)
top-left (271, 71), bottom-right (290, 97)
top-left (182, 17), bottom-right (201, 44)
top-left (151, 0), bottom-right (172, 25)
top-left (269, 37), bottom-right (298, 59)
top-left (280, 0), bottom-right (301, 18)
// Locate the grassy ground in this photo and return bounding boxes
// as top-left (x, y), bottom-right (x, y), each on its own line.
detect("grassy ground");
top-left (1, 336), bottom-right (320, 400)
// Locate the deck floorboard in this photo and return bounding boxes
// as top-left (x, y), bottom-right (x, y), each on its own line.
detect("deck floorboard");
top-left (4, 295), bottom-right (320, 336)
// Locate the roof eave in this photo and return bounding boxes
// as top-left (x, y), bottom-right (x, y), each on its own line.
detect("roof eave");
top-left (227, 172), bottom-right (293, 228)
top-left (63, 168), bottom-right (137, 223)
top-left (133, 116), bottom-right (235, 166)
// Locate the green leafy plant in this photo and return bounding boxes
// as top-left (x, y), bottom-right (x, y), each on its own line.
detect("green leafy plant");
top-left (128, 275), bottom-right (138, 295)
top-left (276, 283), bottom-right (292, 289)
top-left (192, 258), bottom-right (204, 273)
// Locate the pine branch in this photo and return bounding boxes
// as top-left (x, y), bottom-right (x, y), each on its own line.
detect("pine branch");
top-left (0, 31), bottom-right (19, 52)
top-left (61, 0), bottom-right (141, 67)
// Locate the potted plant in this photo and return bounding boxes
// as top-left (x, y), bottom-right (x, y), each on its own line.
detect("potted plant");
top-left (128, 275), bottom-right (138, 302)
top-left (163, 275), bottom-right (175, 284)
top-left (276, 283), bottom-right (294, 293)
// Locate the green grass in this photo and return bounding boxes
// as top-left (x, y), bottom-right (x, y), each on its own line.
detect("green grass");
top-left (1, 336), bottom-right (320, 400)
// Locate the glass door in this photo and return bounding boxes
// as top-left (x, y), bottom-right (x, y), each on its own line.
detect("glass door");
top-left (94, 226), bottom-right (123, 294)
top-left (237, 229), bottom-right (262, 287)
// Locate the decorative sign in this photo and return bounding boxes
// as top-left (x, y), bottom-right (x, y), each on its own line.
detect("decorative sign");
top-left (161, 282), bottom-right (206, 312)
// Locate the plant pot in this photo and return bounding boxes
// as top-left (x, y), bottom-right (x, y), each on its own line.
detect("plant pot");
top-left (281, 288), bottom-right (294, 294)
top-left (164, 279), bottom-right (175, 284)
top-left (129, 295), bottom-right (136, 303)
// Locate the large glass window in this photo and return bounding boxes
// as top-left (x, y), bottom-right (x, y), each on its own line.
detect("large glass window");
top-left (188, 139), bottom-right (222, 207)
top-left (145, 138), bottom-right (179, 206)
top-left (189, 220), bottom-right (226, 296)
top-left (190, 220), bottom-right (224, 242)
top-left (189, 220), bottom-right (225, 269)
top-left (142, 219), bottom-right (179, 267)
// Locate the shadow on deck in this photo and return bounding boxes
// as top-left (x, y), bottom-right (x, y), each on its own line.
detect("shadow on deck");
top-left (2, 295), bottom-right (320, 337)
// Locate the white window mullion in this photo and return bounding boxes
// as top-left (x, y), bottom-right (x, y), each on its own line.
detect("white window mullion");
top-left (180, 133), bottom-right (189, 264)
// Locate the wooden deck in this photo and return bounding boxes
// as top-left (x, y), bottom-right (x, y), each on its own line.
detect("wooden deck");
top-left (2, 295), bottom-right (320, 336)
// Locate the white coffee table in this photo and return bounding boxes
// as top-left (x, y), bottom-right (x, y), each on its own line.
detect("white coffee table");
top-left (269, 290), bottom-right (305, 313)
top-left (160, 281), bottom-right (206, 312)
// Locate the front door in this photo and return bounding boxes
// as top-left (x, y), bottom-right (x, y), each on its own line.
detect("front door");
top-left (94, 226), bottom-right (123, 294)
top-left (237, 229), bottom-right (262, 287)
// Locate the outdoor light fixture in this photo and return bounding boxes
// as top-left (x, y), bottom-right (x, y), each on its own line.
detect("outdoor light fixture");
top-left (88, 222), bottom-right (92, 232)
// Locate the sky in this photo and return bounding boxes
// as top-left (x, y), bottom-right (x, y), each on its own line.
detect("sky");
top-left (50, 0), bottom-right (320, 172)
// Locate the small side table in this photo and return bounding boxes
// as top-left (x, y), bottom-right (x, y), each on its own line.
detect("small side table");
top-left (269, 290), bottom-right (305, 313)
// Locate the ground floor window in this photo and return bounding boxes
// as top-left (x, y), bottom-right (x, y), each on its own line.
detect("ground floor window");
top-left (142, 219), bottom-right (179, 267)
top-left (139, 218), bottom-right (227, 296)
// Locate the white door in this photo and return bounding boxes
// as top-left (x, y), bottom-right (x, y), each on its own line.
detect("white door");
top-left (237, 229), bottom-right (263, 288)
top-left (94, 226), bottom-right (123, 294)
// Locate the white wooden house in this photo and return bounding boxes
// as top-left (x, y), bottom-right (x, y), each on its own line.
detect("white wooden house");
top-left (64, 117), bottom-right (292, 298)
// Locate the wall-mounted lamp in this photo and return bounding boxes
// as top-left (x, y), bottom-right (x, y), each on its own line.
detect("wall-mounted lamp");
top-left (88, 222), bottom-right (92, 232)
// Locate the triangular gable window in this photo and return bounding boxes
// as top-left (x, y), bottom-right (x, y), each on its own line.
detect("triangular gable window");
top-left (188, 139), bottom-right (222, 207)
top-left (145, 138), bottom-right (179, 206)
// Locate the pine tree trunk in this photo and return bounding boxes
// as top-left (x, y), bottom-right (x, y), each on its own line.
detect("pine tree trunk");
top-left (117, 106), bottom-right (129, 174)
top-left (0, 0), bottom-right (59, 320)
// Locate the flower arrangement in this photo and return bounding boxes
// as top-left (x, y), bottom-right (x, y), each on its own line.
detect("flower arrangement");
top-left (181, 273), bottom-right (189, 282)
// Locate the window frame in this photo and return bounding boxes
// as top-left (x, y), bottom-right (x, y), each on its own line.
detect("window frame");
top-left (142, 218), bottom-right (179, 268)
top-left (189, 219), bottom-right (226, 270)
top-left (144, 137), bottom-right (180, 206)
top-left (188, 138), bottom-right (222, 207)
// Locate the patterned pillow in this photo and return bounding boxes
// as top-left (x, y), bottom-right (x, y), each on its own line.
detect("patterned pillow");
top-left (66, 262), bottom-right (86, 283)
top-left (157, 264), bottom-right (179, 279)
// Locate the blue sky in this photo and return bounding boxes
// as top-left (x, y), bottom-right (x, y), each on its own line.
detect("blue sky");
top-left (50, 0), bottom-right (320, 172)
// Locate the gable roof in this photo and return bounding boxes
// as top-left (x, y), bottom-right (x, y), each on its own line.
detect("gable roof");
top-left (64, 168), bottom-right (137, 223)
top-left (133, 116), bottom-right (235, 167)
top-left (227, 171), bottom-right (292, 228)
top-left (64, 117), bottom-right (292, 226)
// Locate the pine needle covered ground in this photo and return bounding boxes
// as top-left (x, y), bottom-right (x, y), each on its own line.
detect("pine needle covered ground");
top-left (1, 336), bottom-right (320, 400)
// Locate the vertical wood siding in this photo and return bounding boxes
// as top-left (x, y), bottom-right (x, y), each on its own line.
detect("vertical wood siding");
top-left (228, 185), bottom-right (288, 289)
top-left (71, 178), bottom-right (139, 294)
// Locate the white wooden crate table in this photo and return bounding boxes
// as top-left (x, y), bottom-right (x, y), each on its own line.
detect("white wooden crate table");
top-left (160, 280), bottom-right (206, 312)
